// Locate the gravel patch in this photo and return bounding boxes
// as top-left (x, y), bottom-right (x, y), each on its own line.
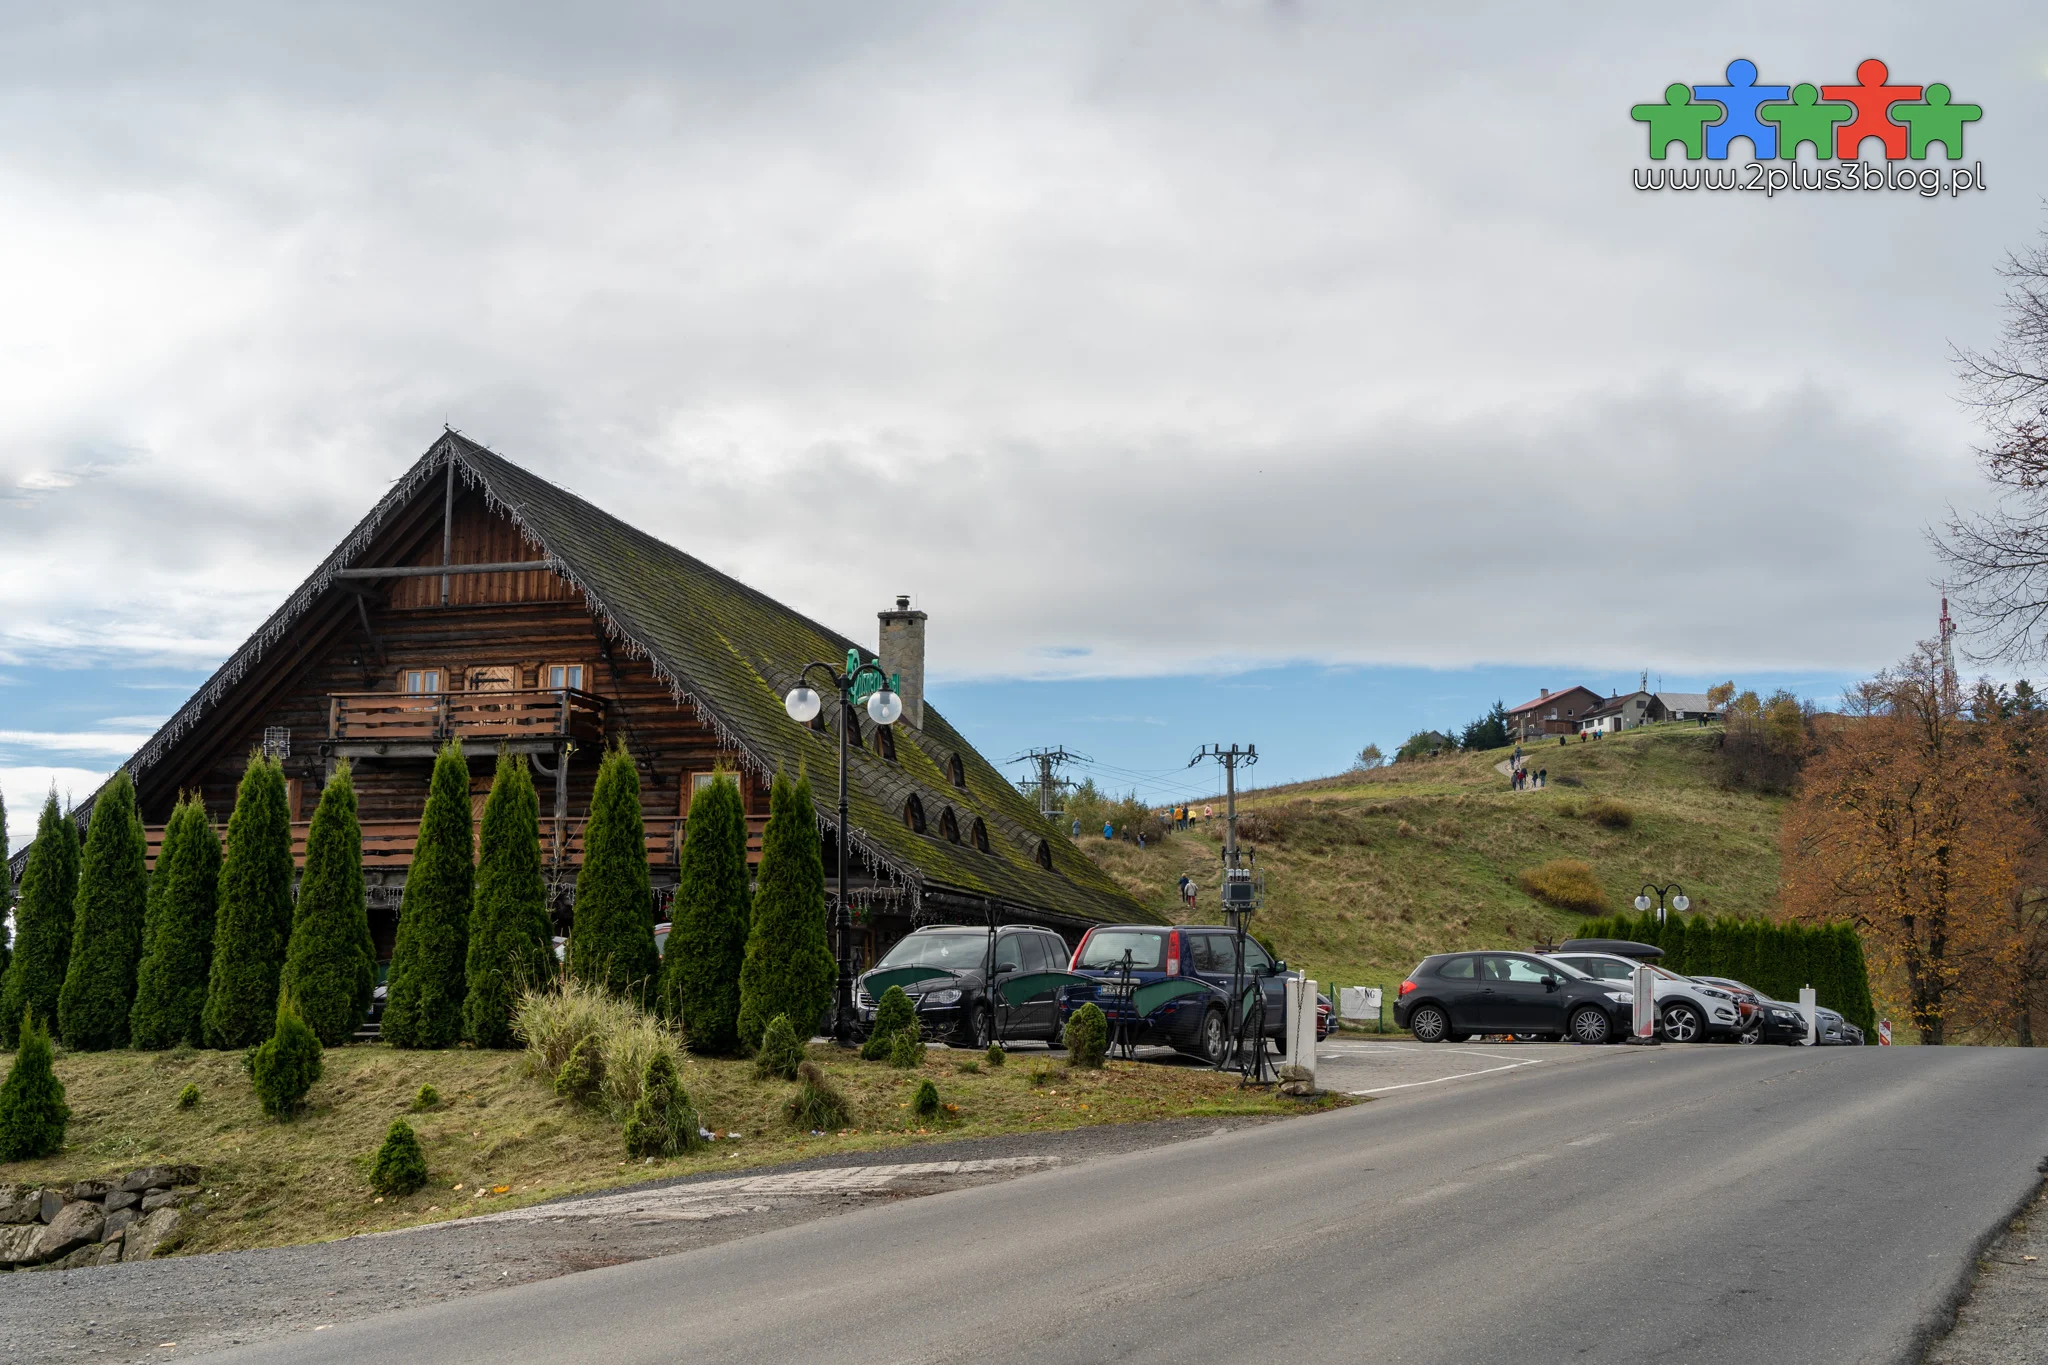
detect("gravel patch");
top-left (0, 1115), bottom-right (1273, 1364)
top-left (1925, 1181), bottom-right (2048, 1365)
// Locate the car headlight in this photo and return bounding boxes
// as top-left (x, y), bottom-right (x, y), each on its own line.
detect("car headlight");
top-left (1604, 991), bottom-right (1633, 1003)
top-left (924, 989), bottom-right (963, 1006)
top-left (1699, 987), bottom-right (1732, 1001)
top-left (1768, 1008), bottom-right (1796, 1021)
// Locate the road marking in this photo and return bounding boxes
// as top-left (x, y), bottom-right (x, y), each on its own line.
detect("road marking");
top-left (1494, 1152), bottom-right (1556, 1173)
top-left (1348, 1058), bottom-right (1545, 1095)
top-left (1401, 1180), bottom-right (1474, 1204)
top-left (1567, 1132), bottom-right (1614, 1147)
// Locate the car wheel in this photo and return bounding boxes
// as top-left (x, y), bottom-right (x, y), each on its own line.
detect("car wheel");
top-left (1195, 1007), bottom-right (1231, 1065)
top-left (1409, 1004), bottom-right (1450, 1042)
top-left (1567, 1006), bottom-right (1611, 1045)
top-left (1660, 1002), bottom-right (1705, 1043)
top-left (959, 1005), bottom-right (991, 1051)
top-left (1738, 1028), bottom-right (1759, 1045)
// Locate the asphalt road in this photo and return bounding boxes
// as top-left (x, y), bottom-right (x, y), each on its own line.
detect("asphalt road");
top-left (211, 1044), bottom-right (2048, 1365)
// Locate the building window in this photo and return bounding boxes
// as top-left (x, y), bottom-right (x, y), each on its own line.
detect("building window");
top-left (876, 726), bottom-right (897, 762)
top-left (1035, 839), bottom-right (1053, 870)
top-left (404, 668), bottom-right (443, 694)
top-left (938, 807), bottom-right (961, 844)
top-left (948, 754), bottom-right (966, 789)
top-left (904, 795), bottom-right (927, 834)
top-left (685, 771), bottom-right (740, 814)
top-left (547, 663), bottom-right (586, 691)
top-left (970, 817), bottom-right (990, 853)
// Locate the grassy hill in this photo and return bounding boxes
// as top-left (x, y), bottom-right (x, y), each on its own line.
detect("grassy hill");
top-left (1079, 724), bottom-right (1787, 1002)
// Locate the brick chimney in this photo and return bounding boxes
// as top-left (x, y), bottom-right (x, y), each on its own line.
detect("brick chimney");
top-left (877, 595), bottom-right (927, 730)
top-left (1540, 688), bottom-right (1550, 698)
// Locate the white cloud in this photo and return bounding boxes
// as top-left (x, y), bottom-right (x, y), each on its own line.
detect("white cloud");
top-left (0, 730), bottom-right (154, 757)
top-left (0, 3), bottom-right (2030, 680)
top-left (0, 767), bottom-right (109, 851)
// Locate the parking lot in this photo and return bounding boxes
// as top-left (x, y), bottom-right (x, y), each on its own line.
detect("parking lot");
top-left (1314, 1035), bottom-right (1622, 1095)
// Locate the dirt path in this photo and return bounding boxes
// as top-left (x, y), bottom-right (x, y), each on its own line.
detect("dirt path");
top-left (0, 1116), bottom-right (1276, 1364)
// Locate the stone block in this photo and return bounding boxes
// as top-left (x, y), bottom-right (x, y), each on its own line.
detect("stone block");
top-left (67, 1178), bottom-right (114, 1200)
top-left (102, 1190), bottom-right (139, 1212)
top-left (93, 1236), bottom-right (124, 1265)
top-left (119, 1164), bottom-right (201, 1194)
top-left (124, 1207), bottom-right (182, 1262)
top-left (38, 1189), bottom-right (69, 1223)
top-left (140, 1190), bottom-right (179, 1213)
top-left (0, 1189), bottom-right (40, 1224)
top-left (0, 1223), bottom-right (43, 1267)
top-left (102, 1208), bottom-right (138, 1239)
top-left (32, 1200), bottom-right (104, 1262)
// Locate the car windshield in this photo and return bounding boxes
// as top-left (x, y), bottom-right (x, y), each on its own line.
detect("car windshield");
top-left (1076, 930), bottom-right (1167, 970)
top-left (1544, 958), bottom-right (1592, 980)
top-left (875, 932), bottom-right (989, 970)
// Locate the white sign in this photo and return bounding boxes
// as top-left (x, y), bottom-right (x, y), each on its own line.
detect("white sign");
top-left (1633, 964), bottom-right (1656, 1039)
top-left (1878, 1019), bottom-right (1892, 1046)
top-left (1798, 986), bottom-right (1817, 1046)
top-left (1339, 986), bottom-right (1380, 1021)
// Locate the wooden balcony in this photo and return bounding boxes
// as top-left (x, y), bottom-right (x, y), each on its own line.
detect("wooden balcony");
top-left (144, 814), bottom-right (766, 874)
top-left (327, 688), bottom-right (605, 749)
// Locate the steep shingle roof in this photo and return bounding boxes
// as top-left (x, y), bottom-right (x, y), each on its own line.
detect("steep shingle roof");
top-left (28, 432), bottom-right (1152, 928)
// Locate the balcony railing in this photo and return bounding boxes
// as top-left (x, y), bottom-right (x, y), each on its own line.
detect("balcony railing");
top-left (327, 688), bottom-right (605, 745)
top-left (143, 814), bottom-right (766, 873)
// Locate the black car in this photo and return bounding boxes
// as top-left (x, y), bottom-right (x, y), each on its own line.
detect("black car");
top-left (855, 924), bottom-right (1070, 1049)
top-left (1749, 993), bottom-right (1863, 1046)
top-left (1395, 951), bottom-right (1634, 1044)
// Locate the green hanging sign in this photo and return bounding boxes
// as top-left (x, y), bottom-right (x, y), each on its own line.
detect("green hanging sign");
top-left (844, 650), bottom-right (899, 706)
top-left (1132, 978), bottom-right (1214, 1018)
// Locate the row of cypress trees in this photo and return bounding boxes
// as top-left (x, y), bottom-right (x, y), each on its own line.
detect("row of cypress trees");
top-left (1577, 912), bottom-right (1877, 1032)
top-left (3, 737), bottom-right (835, 1058)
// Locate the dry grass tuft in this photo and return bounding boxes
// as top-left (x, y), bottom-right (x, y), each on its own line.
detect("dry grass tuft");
top-left (1516, 859), bottom-right (1608, 913)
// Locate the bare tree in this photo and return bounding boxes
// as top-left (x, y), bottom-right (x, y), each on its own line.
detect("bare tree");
top-left (1937, 222), bottom-right (2048, 661)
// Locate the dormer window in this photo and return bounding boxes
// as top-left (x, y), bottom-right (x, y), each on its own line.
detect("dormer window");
top-left (948, 754), bottom-right (966, 789)
top-left (904, 795), bottom-right (927, 834)
top-left (970, 817), bottom-right (990, 853)
top-left (938, 807), bottom-right (961, 844)
top-left (876, 726), bottom-right (897, 762)
top-left (1035, 839), bottom-right (1053, 870)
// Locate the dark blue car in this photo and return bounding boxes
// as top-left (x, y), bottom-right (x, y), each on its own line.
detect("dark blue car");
top-left (1056, 924), bottom-right (1332, 1065)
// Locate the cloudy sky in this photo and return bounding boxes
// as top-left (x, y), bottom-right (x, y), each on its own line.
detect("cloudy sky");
top-left (3, 1), bottom-right (2045, 832)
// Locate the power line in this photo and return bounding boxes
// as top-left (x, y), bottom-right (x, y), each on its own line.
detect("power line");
top-left (1009, 745), bottom-right (1090, 822)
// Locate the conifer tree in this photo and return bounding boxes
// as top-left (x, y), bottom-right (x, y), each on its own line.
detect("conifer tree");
top-left (58, 768), bottom-right (149, 1049)
top-left (0, 1011), bottom-right (68, 1160)
top-left (568, 746), bottom-right (658, 1004)
top-left (1662, 916), bottom-right (1690, 975)
top-left (252, 996), bottom-right (323, 1119)
top-left (0, 785), bottom-right (10, 982)
top-left (382, 741), bottom-right (474, 1048)
top-left (131, 796), bottom-right (223, 1049)
top-left (280, 763), bottom-right (376, 1046)
top-left (659, 772), bottom-right (750, 1051)
top-left (1836, 924), bottom-right (1878, 1033)
top-left (737, 772), bottom-right (834, 1051)
top-left (463, 750), bottom-right (555, 1048)
top-left (203, 755), bottom-right (296, 1049)
top-left (0, 793), bottom-right (79, 1049)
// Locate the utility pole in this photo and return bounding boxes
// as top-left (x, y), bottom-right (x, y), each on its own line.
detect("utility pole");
top-left (1190, 743), bottom-right (1258, 867)
top-left (1010, 746), bottom-right (1089, 823)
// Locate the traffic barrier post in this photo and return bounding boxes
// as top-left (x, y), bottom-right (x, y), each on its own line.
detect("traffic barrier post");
top-left (1798, 986), bottom-right (1817, 1047)
top-left (1629, 963), bottom-right (1658, 1044)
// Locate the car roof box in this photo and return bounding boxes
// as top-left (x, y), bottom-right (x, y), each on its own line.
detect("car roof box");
top-left (1557, 938), bottom-right (1665, 960)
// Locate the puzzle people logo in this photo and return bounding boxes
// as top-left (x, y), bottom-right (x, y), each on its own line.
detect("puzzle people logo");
top-left (1631, 58), bottom-right (1984, 197)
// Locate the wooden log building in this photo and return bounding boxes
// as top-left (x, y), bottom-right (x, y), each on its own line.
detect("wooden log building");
top-left (13, 432), bottom-right (1152, 965)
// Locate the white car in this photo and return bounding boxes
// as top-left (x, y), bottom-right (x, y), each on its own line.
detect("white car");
top-left (1542, 952), bottom-right (1746, 1043)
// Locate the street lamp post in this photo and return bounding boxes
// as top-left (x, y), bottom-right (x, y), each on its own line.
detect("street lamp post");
top-left (1633, 882), bottom-right (1690, 925)
top-left (784, 652), bottom-right (903, 1045)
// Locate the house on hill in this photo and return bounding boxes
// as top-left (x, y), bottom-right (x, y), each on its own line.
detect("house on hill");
top-left (1651, 692), bottom-right (1718, 724)
top-left (1504, 686), bottom-right (1602, 741)
top-left (8, 432), bottom-right (1152, 964)
top-left (1578, 690), bottom-right (1655, 735)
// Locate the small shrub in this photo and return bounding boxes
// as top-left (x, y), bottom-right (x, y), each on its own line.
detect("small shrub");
top-left (554, 1034), bottom-right (606, 1105)
top-left (1555, 773), bottom-right (1584, 788)
top-left (861, 986), bottom-right (916, 1060)
top-left (984, 1043), bottom-right (1005, 1068)
top-left (623, 1051), bottom-right (703, 1158)
top-left (1517, 859), bottom-right (1608, 913)
top-left (1587, 797), bottom-right (1635, 829)
top-left (912, 1078), bottom-right (940, 1119)
top-left (251, 999), bottom-right (323, 1120)
top-left (753, 1013), bottom-right (805, 1081)
top-left (177, 1082), bottom-right (201, 1110)
top-left (1395, 820), bottom-right (1416, 838)
top-left (786, 1060), bottom-right (850, 1130)
top-left (1027, 1064), bottom-right (1054, 1088)
top-left (0, 1012), bottom-right (69, 1160)
top-left (955, 1059), bottom-right (980, 1074)
top-left (370, 1118), bottom-right (428, 1196)
top-left (888, 1028), bottom-right (927, 1069)
top-left (412, 1083), bottom-right (441, 1112)
top-left (1063, 1002), bottom-right (1108, 1069)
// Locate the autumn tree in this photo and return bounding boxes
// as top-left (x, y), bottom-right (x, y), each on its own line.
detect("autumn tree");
top-left (1781, 643), bottom-right (2034, 1043)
